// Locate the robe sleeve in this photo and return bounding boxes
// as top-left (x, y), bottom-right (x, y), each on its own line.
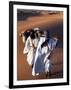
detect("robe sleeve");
top-left (23, 37), bottom-right (30, 54)
top-left (48, 38), bottom-right (58, 51)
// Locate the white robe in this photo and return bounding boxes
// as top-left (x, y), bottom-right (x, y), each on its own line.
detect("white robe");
top-left (23, 36), bottom-right (39, 66)
top-left (32, 37), bottom-right (58, 76)
top-left (32, 36), bottom-right (46, 76)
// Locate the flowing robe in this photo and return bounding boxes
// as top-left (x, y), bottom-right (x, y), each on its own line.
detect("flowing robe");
top-left (32, 37), bottom-right (58, 76)
top-left (23, 36), bottom-right (39, 66)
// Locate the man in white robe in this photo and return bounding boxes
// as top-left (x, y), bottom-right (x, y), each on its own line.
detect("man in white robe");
top-left (32, 30), bottom-right (47, 76)
top-left (32, 37), bottom-right (58, 76)
top-left (23, 32), bottom-right (39, 66)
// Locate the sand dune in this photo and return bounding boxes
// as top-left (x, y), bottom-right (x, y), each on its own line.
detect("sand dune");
top-left (17, 13), bottom-right (63, 33)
